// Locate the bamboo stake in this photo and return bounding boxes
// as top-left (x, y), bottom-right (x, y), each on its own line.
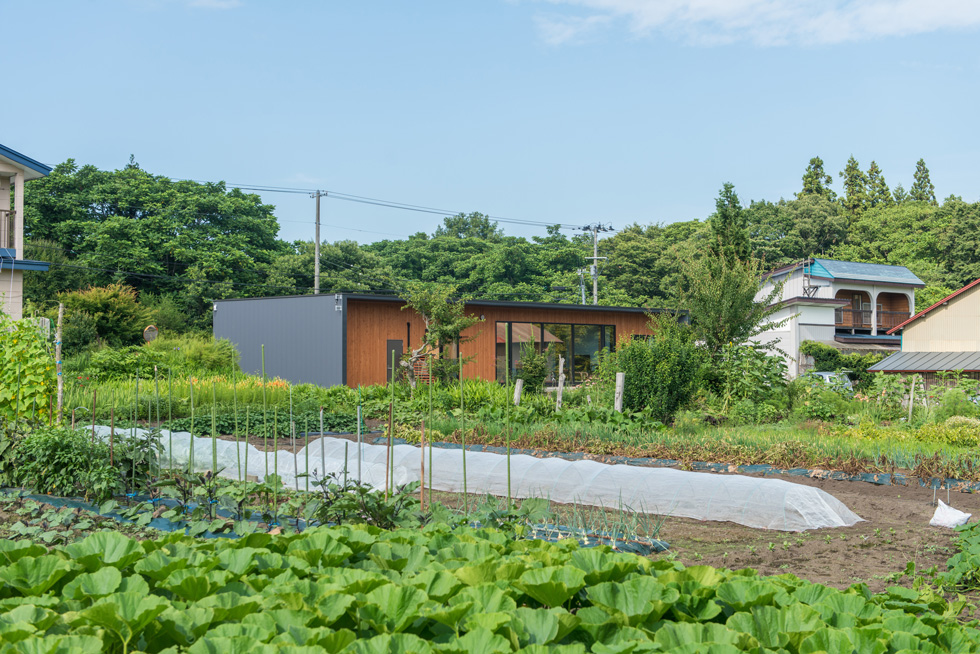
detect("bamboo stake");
top-left (211, 383), bottom-right (217, 476)
top-left (233, 363), bottom-right (240, 482)
top-left (428, 425), bottom-right (433, 507)
top-left (91, 389), bottom-right (97, 445)
top-left (244, 407), bottom-right (250, 480)
top-left (305, 416), bottom-right (310, 493)
top-left (461, 376), bottom-right (467, 515)
top-left (319, 407), bottom-right (325, 483)
top-left (168, 368), bottom-right (173, 471)
top-left (56, 304), bottom-right (63, 423)
top-left (420, 420), bottom-right (426, 512)
top-left (386, 350), bottom-right (395, 500)
top-left (292, 421), bottom-right (299, 492)
top-left (262, 345), bottom-right (268, 481)
top-left (109, 405), bottom-right (115, 465)
top-left (273, 405), bottom-right (279, 517)
top-left (356, 399), bottom-right (362, 483)
top-left (189, 379), bottom-right (195, 472)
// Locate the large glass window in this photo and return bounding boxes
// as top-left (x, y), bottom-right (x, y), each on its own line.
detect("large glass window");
top-left (496, 321), bottom-right (615, 384)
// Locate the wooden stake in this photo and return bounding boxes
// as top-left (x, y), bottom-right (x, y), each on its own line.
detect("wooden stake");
top-left (513, 379), bottom-right (524, 406)
top-left (91, 389), bottom-right (97, 444)
top-left (109, 406), bottom-right (114, 465)
top-left (908, 376), bottom-right (916, 422)
top-left (556, 355), bottom-right (565, 411)
top-left (614, 372), bottom-right (625, 413)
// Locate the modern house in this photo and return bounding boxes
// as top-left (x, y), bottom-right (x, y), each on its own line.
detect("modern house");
top-left (213, 293), bottom-right (661, 388)
top-left (0, 143), bottom-right (51, 320)
top-left (755, 258), bottom-right (924, 377)
top-left (868, 277), bottom-right (980, 385)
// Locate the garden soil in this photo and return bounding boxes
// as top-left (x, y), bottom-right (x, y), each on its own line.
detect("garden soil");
top-left (662, 474), bottom-right (973, 595)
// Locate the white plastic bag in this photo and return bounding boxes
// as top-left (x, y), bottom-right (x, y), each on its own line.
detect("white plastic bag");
top-left (930, 499), bottom-right (972, 528)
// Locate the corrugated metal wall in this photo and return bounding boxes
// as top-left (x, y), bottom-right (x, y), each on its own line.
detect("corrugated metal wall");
top-left (213, 295), bottom-right (345, 387)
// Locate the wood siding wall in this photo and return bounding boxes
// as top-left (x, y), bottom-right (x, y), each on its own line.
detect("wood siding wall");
top-left (345, 299), bottom-right (655, 387)
top-left (902, 285), bottom-right (980, 352)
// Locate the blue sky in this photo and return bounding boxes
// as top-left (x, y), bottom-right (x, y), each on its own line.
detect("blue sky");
top-left (5, 0), bottom-right (980, 244)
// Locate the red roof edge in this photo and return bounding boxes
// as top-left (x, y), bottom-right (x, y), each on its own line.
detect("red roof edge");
top-left (886, 277), bottom-right (980, 334)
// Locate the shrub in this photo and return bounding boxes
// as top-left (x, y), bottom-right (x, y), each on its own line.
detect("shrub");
top-left (56, 284), bottom-right (152, 347)
top-left (141, 292), bottom-right (191, 334)
top-left (144, 333), bottom-right (239, 376)
top-left (799, 340), bottom-right (885, 390)
top-left (12, 427), bottom-right (119, 502)
top-left (515, 341), bottom-right (550, 393)
top-left (619, 314), bottom-right (703, 423)
top-left (934, 389), bottom-right (979, 423)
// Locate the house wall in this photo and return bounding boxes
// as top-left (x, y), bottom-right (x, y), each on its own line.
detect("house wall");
top-left (902, 285), bottom-right (980, 352)
top-left (214, 295), bottom-right (346, 387)
top-left (345, 300), bottom-right (655, 387)
top-left (0, 268), bottom-right (23, 319)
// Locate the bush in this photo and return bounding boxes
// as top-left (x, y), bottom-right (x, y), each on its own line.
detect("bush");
top-left (56, 284), bottom-right (152, 347)
top-left (12, 427), bottom-right (119, 502)
top-left (141, 293), bottom-right (192, 334)
top-left (935, 389), bottom-right (979, 423)
top-left (619, 315), bottom-right (703, 423)
top-left (144, 333), bottom-right (239, 376)
top-left (799, 340), bottom-right (885, 390)
top-left (515, 341), bottom-right (550, 393)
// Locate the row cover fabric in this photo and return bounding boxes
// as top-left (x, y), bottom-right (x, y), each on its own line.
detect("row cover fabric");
top-left (97, 426), bottom-right (863, 532)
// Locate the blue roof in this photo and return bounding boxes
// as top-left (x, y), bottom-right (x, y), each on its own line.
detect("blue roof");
top-left (813, 259), bottom-right (924, 287)
top-left (0, 143), bottom-right (52, 179)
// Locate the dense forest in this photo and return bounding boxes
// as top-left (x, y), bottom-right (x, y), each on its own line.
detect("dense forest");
top-left (22, 155), bottom-right (980, 333)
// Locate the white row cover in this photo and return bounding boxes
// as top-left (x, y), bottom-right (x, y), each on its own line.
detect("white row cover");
top-left (99, 426), bottom-right (863, 532)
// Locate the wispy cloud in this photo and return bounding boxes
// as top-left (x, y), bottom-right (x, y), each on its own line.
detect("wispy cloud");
top-left (534, 0), bottom-right (980, 46)
top-left (187, 0), bottom-right (242, 9)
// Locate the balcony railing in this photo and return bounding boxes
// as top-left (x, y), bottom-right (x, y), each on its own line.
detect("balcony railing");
top-left (835, 308), bottom-right (910, 332)
top-left (835, 308), bottom-right (872, 329)
top-left (0, 210), bottom-right (12, 249)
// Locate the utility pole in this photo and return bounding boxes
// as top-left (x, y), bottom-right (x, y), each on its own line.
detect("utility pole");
top-left (583, 223), bottom-right (613, 305)
top-left (312, 190), bottom-right (323, 294)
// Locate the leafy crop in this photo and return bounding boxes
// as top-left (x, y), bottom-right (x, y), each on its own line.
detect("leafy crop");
top-left (0, 524), bottom-right (977, 653)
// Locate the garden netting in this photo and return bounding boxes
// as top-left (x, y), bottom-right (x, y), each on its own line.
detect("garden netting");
top-left (96, 426), bottom-right (863, 532)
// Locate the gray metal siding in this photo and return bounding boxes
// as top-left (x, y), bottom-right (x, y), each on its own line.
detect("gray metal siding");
top-left (213, 295), bottom-right (345, 387)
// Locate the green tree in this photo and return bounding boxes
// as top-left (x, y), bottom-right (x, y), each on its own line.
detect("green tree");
top-left (798, 156), bottom-right (836, 201)
top-left (936, 198), bottom-right (980, 288)
top-left (892, 183), bottom-right (909, 204)
top-left (866, 160), bottom-right (893, 208)
top-left (399, 282), bottom-right (483, 388)
top-left (433, 212), bottom-right (504, 241)
top-left (838, 155), bottom-right (868, 220)
top-left (915, 285), bottom-right (955, 312)
top-left (56, 284), bottom-right (152, 347)
top-left (910, 158), bottom-right (937, 205)
top-left (707, 183), bottom-right (749, 264)
top-left (676, 254), bottom-right (785, 357)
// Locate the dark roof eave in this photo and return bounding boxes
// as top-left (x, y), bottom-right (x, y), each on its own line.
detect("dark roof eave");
top-left (0, 144), bottom-right (52, 178)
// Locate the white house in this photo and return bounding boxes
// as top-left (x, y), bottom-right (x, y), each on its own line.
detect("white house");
top-left (755, 258), bottom-right (924, 378)
top-left (0, 143), bottom-right (51, 320)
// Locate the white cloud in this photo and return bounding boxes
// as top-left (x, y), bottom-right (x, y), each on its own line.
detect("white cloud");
top-left (535, 14), bottom-right (611, 45)
top-left (534, 0), bottom-right (980, 46)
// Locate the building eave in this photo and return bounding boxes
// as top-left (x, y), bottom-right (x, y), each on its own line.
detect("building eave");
top-left (887, 277), bottom-right (980, 334)
top-left (0, 144), bottom-right (52, 180)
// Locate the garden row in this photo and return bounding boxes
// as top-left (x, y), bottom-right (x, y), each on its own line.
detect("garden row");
top-left (1, 523), bottom-right (977, 653)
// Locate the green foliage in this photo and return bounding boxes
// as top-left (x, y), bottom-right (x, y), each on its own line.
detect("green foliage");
top-left (618, 315), bottom-right (703, 422)
top-left (798, 341), bottom-right (884, 390)
top-left (400, 281), bottom-right (483, 385)
top-left (516, 341), bottom-right (550, 393)
top-left (0, 315), bottom-right (55, 426)
top-left (915, 285), bottom-right (955, 312)
top-left (865, 160), bottom-right (893, 209)
top-left (718, 342), bottom-right (787, 415)
top-left (910, 158), bottom-right (937, 205)
top-left (56, 284), bottom-right (152, 347)
top-left (838, 155), bottom-right (868, 220)
top-left (798, 156), bottom-right (836, 201)
top-left (707, 182), bottom-right (749, 264)
top-left (678, 253), bottom-right (786, 357)
top-left (933, 389), bottom-right (979, 423)
top-left (11, 427), bottom-right (119, 503)
top-left (0, 525), bottom-right (976, 652)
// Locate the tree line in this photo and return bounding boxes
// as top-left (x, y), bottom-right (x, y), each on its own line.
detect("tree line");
top-left (22, 155), bottom-right (980, 337)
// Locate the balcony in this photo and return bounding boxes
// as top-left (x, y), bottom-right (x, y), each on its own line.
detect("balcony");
top-left (835, 308), bottom-right (910, 332)
top-left (0, 209), bottom-right (13, 257)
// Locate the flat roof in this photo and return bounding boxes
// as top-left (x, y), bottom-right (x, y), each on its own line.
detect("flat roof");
top-left (213, 292), bottom-right (677, 315)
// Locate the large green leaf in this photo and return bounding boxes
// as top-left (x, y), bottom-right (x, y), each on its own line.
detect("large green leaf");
top-left (216, 547), bottom-right (264, 576)
top-left (286, 530), bottom-right (353, 568)
top-left (405, 569), bottom-right (463, 603)
top-left (357, 584), bottom-right (429, 634)
top-left (64, 532), bottom-right (143, 572)
top-left (442, 627), bottom-right (511, 654)
top-left (60, 567), bottom-right (122, 602)
top-left (515, 566), bottom-right (586, 607)
top-left (186, 635), bottom-right (278, 654)
top-left (342, 632), bottom-right (434, 654)
top-left (76, 592), bottom-right (170, 651)
top-left (713, 579), bottom-right (779, 613)
top-left (193, 592), bottom-right (262, 622)
top-left (0, 540), bottom-right (46, 564)
top-left (587, 577), bottom-right (679, 626)
top-left (159, 568), bottom-right (234, 602)
top-left (2, 634), bottom-right (104, 653)
top-left (652, 622), bottom-right (750, 650)
top-left (568, 549), bottom-right (638, 586)
top-left (157, 606), bottom-right (216, 647)
top-left (799, 627), bottom-right (855, 654)
top-left (512, 607), bottom-right (559, 646)
top-left (0, 557), bottom-right (73, 597)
